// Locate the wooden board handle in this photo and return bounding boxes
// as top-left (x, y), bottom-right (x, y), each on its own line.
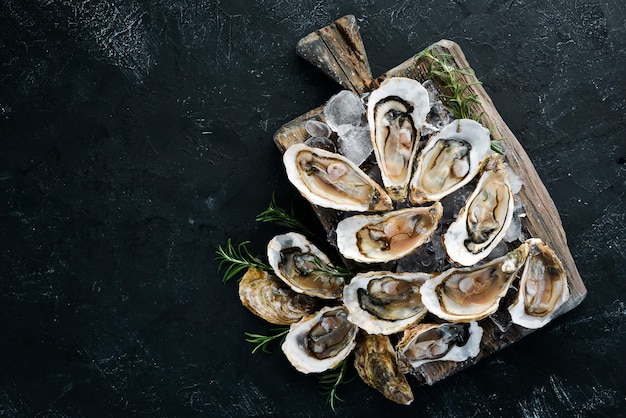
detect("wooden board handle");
top-left (296, 15), bottom-right (373, 94)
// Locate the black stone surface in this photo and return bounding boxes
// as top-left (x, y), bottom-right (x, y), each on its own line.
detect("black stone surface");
top-left (1, 1), bottom-right (625, 416)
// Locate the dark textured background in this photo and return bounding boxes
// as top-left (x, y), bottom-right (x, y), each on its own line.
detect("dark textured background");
top-left (1, 0), bottom-right (625, 416)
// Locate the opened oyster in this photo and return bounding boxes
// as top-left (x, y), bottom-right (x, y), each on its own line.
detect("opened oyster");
top-left (282, 306), bottom-right (358, 374)
top-left (409, 119), bottom-right (491, 205)
top-left (283, 143), bottom-right (393, 212)
top-left (267, 232), bottom-right (344, 299)
top-left (396, 322), bottom-right (483, 372)
top-left (367, 77), bottom-right (431, 201)
top-left (336, 202), bottom-right (443, 264)
top-left (354, 333), bottom-right (414, 405)
top-left (420, 242), bottom-right (530, 322)
top-left (444, 153), bottom-right (514, 266)
top-left (343, 271), bottom-right (430, 335)
top-left (508, 239), bottom-right (569, 328)
top-left (238, 268), bottom-right (319, 325)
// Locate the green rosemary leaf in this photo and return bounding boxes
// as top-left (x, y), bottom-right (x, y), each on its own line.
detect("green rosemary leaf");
top-left (318, 360), bottom-right (354, 412)
top-left (215, 239), bottom-right (272, 283)
top-left (244, 327), bottom-right (290, 354)
top-left (255, 193), bottom-right (314, 236)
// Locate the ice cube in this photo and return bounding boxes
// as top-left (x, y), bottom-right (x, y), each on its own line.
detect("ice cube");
top-left (305, 120), bottom-right (332, 138)
top-left (324, 90), bottom-right (366, 131)
top-left (336, 124), bottom-right (373, 166)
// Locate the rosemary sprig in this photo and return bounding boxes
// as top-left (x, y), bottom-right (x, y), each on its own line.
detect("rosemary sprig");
top-left (215, 239), bottom-right (272, 283)
top-left (255, 193), bottom-right (314, 236)
top-left (318, 360), bottom-right (353, 411)
top-left (244, 327), bottom-right (290, 354)
top-left (310, 256), bottom-right (353, 281)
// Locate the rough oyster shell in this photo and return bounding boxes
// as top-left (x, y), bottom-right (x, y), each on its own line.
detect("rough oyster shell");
top-left (409, 119), bottom-right (491, 205)
top-left (343, 271), bottom-right (430, 335)
top-left (443, 153), bottom-right (514, 266)
top-left (508, 238), bottom-right (569, 328)
top-left (396, 322), bottom-right (483, 372)
top-left (420, 241), bottom-right (530, 322)
top-left (367, 77), bottom-right (431, 201)
top-left (336, 202), bottom-right (443, 263)
top-left (281, 306), bottom-right (358, 374)
top-left (238, 268), bottom-right (320, 325)
top-left (267, 232), bottom-right (344, 300)
top-left (353, 333), bottom-right (414, 405)
top-left (283, 143), bottom-right (393, 212)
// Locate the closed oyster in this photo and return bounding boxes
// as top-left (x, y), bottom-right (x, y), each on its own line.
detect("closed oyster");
top-left (508, 239), bottom-right (569, 328)
top-left (343, 271), bottom-right (430, 335)
top-left (420, 242), bottom-right (530, 322)
top-left (367, 77), bottom-right (431, 201)
top-left (267, 232), bottom-right (344, 300)
top-left (282, 306), bottom-right (358, 374)
top-left (336, 202), bottom-right (443, 263)
top-left (354, 333), bottom-right (414, 405)
top-left (283, 143), bottom-right (393, 212)
top-left (443, 154), bottom-right (514, 266)
top-left (396, 322), bottom-right (483, 372)
top-left (409, 119), bottom-right (491, 205)
top-left (238, 267), bottom-right (320, 325)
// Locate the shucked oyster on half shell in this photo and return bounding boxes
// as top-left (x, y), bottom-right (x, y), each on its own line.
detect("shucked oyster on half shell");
top-left (367, 77), bottom-right (431, 201)
top-left (443, 153), bottom-right (515, 266)
top-left (267, 232), bottom-right (344, 300)
top-left (336, 202), bottom-right (443, 264)
top-left (396, 322), bottom-right (483, 373)
top-left (409, 119), bottom-right (491, 205)
top-left (508, 238), bottom-right (569, 329)
top-left (343, 271), bottom-right (430, 335)
top-left (238, 268), bottom-right (320, 325)
top-left (283, 143), bottom-right (393, 212)
top-left (282, 306), bottom-right (358, 374)
top-left (420, 241), bottom-right (530, 322)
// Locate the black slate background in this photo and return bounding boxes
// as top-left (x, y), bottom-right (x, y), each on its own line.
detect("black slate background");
top-left (1, 0), bottom-right (625, 416)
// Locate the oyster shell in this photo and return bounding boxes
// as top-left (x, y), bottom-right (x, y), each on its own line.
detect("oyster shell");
top-left (367, 77), bottom-right (431, 201)
top-left (282, 306), bottom-right (358, 374)
top-left (508, 239), bottom-right (569, 328)
top-left (443, 153), bottom-right (514, 266)
top-left (238, 268), bottom-right (320, 325)
top-left (283, 143), bottom-right (393, 212)
top-left (396, 322), bottom-right (483, 372)
top-left (343, 271), bottom-right (430, 335)
top-left (267, 232), bottom-right (344, 300)
top-left (353, 333), bottom-right (414, 405)
top-left (420, 242), bottom-right (530, 322)
top-left (409, 119), bottom-right (491, 205)
top-left (336, 202), bottom-right (443, 263)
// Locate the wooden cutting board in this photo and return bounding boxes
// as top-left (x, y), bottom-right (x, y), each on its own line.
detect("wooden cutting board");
top-left (273, 15), bottom-right (586, 386)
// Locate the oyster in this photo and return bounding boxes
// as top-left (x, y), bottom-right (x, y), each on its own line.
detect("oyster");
top-left (367, 77), bottom-right (431, 201)
top-left (420, 242), bottom-right (530, 322)
top-left (336, 202), bottom-right (443, 263)
top-left (396, 322), bottom-right (483, 372)
top-left (353, 333), bottom-right (414, 405)
top-left (267, 232), bottom-right (344, 300)
top-left (282, 306), bottom-right (358, 374)
top-left (343, 271), bottom-right (430, 335)
top-left (283, 143), bottom-right (393, 212)
top-left (508, 239), bottom-right (569, 328)
top-left (409, 119), bottom-right (491, 205)
top-left (238, 268), bottom-right (319, 325)
top-left (443, 154), bottom-right (514, 266)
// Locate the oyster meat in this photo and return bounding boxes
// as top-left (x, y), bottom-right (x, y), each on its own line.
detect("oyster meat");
top-left (336, 202), bottom-right (443, 263)
top-left (343, 271), bottom-right (430, 335)
top-left (282, 306), bottom-right (358, 374)
top-left (420, 242), bottom-right (530, 322)
top-left (267, 232), bottom-right (344, 300)
top-left (238, 268), bottom-right (319, 325)
top-left (283, 143), bottom-right (393, 212)
top-left (354, 333), bottom-right (414, 405)
top-left (409, 119), bottom-right (491, 205)
top-left (396, 322), bottom-right (483, 372)
top-left (508, 239), bottom-right (569, 328)
top-left (443, 153), bottom-right (515, 266)
top-left (367, 77), bottom-right (431, 201)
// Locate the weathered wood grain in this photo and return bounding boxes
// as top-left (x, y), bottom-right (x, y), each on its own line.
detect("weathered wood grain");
top-left (274, 15), bottom-right (586, 388)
